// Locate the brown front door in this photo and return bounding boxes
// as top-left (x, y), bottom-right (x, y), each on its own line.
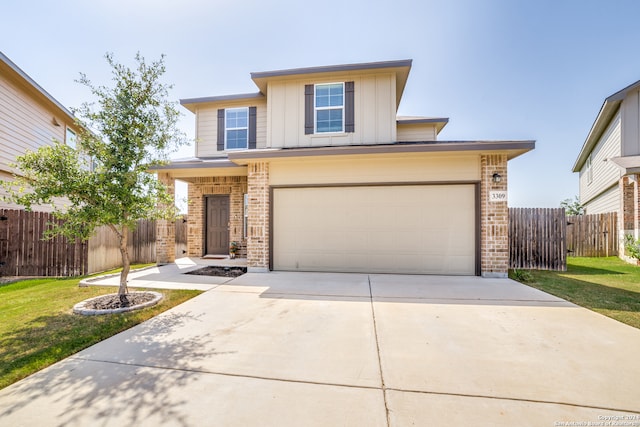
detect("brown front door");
top-left (206, 195), bottom-right (229, 255)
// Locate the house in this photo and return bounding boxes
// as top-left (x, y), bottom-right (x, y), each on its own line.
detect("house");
top-left (155, 59), bottom-right (534, 277)
top-left (0, 51), bottom-right (81, 211)
top-left (573, 79), bottom-right (640, 259)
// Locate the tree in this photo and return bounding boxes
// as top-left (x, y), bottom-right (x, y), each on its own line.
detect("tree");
top-left (4, 53), bottom-right (185, 298)
top-left (560, 196), bottom-right (584, 215)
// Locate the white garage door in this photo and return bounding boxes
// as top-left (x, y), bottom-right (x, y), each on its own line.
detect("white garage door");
top-left (273, 184), bottom-right (477, 275)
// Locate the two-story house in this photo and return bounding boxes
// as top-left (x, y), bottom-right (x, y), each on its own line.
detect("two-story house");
top-left (0, 52), bottom-right (81, 211)
top-left (155, 60), bottom-right (534, 277)
top-left (573, 79), bottom-right (640, 259)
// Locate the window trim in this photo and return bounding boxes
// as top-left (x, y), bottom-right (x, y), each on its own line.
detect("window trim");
top-left (586, 154), bottom-right (593, 184)
top-left (314, 82), bottom-right (345, 134)
top-left (224, 107), bottom-right (249, 150)
top-left (66, 127), bottom-right (76, 149)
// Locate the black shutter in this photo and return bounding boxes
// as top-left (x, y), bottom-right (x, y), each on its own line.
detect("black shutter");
top-left (248, 106), bottom-right (257, 149)
top-left (217, 109), bottom-right (225, 151)
top-left (304, 84), bottom-right (314, 135)
top-left (345, 81), bottom-right (354, 133)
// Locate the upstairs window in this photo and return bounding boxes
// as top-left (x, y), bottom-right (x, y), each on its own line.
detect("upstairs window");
top-left (66, 127), bottom-right (76, 149)
top-left (586, 155), bottom-right (593, 184)
top-left (315, 83), bottom-right (344, 133)
top-left (217, 107), bottom-right (257, 151)
top-left (225, 107), bottom-right (249, 150)
top-left (305, 82), bottom-right (354, 135)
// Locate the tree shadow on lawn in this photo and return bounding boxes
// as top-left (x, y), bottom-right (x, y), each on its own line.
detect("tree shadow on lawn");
top-left (0, 310), bottom-right (221, 427)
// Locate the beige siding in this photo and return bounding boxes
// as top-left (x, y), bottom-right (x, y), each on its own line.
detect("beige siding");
top-left (579, 110), bottom-right (621, 205)
top-left (621, 88), bottom-right (640, 156)
top-left (397, 123), bottom-right (437, 141)
top-left (0, 72), bottom-right (68, 175)
top-left (583, 184), bottom-right (619, 215)
top-left (269, 153), bottom-right (481, 186)
top-left (195, 98), bottom-right (268, 157)
top-left (267, 73), bottom-right (396, 148)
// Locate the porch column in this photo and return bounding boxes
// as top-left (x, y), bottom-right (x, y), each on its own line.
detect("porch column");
top-left (247, 161), bottom-right (269, 272)
top-left (187, 183), bottom-right (204, 257)
top-left (480, 154), bottom-right (509, 278)
top-left (156, 172), bottom-right (176, 264)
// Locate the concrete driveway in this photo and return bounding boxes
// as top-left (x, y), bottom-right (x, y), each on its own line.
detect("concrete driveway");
top-left (0, 271), bottom-right (639, 426)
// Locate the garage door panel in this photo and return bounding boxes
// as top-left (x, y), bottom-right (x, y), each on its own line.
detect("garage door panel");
top-left (273, 185), bottom-right (476, 275)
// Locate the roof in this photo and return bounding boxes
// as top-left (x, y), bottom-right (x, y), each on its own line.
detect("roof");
top-left (180, 60), bottom-right (414, 112)
top-left (180, 92), bottom-right (264, 113)
top-left (227, 140), bottom-right (535, 163)
top-left (397, 116), bottom-right (449, 134)
top-left (609, 155), bottom-right (640, 175)
top-left (250, 59), bottom-right (412, 80)
top-left (0, 51), bottom-right (76, 124)
top-left (251, 59), bottom-right (412, 108)
top-left (573, 79), bottom-right (640, 172)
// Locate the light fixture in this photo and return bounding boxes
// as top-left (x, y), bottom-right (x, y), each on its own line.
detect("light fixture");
top-left (51, 117), bottom-right (61, 127)
top-left (492, 172), bottom-right (502, 183)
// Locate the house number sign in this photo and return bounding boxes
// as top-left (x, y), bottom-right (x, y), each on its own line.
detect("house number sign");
top-left (489, 191), bottom-right (508, 202)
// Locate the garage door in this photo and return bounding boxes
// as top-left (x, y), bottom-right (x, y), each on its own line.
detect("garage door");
top-left (273, 184), bottom-right (477, 275)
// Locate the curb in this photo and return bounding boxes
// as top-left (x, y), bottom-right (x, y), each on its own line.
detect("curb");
top-left (73, 291), bottom-right (164, 316)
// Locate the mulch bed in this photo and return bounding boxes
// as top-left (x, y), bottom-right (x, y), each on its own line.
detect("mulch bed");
top-left (84, 292), bottom-right (157, 310)
top-left (186, 266), bottom-right (247, 278)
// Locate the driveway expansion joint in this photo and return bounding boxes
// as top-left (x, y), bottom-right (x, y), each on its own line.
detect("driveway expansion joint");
top-left (368, 275), bottom-right (391, 427)
top-left (384, 388), bottom-right (640, 414)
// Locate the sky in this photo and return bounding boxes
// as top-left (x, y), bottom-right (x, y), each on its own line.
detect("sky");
top-left (3, 0), bottom-right (640, 208)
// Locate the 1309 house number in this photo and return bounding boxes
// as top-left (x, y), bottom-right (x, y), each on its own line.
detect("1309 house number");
top-left (489, 191), bottom-right (508, 202)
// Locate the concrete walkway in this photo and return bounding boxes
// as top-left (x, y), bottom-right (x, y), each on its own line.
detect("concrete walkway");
top-left (0, 271), bottom-right (639, 426)
top-left (80, 257), bottom-right (249, 291)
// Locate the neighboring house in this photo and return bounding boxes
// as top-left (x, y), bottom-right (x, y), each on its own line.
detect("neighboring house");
top-left (573, 79), bottom-right (640, 259)
top-left (155, 59), bottom-right (534, 277)
top-left (0, 51), bottom-right (81, 211)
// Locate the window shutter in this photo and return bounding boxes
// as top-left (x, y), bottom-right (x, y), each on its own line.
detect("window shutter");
top-left (345, 81), bottom-right (354, 133)
top-left (304, 84), bottom-right (314, 135)
top-left (217, 109), bottom-right (225, 151)
top-left (248, 106), bottom-right (257, 149)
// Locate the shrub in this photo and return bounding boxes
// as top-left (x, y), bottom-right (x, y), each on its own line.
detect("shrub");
top-left (624, 234), bottom-right (640, 261)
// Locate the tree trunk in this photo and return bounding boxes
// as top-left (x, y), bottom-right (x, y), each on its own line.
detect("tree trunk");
top-left (118, 225), bottom-right (130, 296)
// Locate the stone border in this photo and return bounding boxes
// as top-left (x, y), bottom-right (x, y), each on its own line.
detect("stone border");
top-left (73, 291), bottom-right (164, 316)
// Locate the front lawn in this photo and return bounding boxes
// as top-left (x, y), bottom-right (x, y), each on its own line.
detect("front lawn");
top-left (0, 269), bottom-right (202, 390)
top-left (510, 257), bottom-right (640, 329)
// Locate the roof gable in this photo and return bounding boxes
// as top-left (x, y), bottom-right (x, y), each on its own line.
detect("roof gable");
top-left (0, 51), bottom-right (76, 124)
top-left (573, 79), bottom-right (640, 172)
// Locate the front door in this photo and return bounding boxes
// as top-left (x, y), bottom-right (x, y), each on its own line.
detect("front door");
top-left (206, 195), bottom-right (230, 255)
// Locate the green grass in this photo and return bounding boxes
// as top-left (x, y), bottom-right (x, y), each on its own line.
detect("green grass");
top-left (0, 266), bottom-right (202, 390)
top-left (510, 257), bottom-right (640, 329)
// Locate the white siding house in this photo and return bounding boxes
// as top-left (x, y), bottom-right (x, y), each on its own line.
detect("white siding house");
top-left (573, 79), bottom-right (640, 259)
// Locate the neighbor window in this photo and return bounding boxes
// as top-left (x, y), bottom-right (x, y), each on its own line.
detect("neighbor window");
top-left (315, 83), bottom-right (344, 133)
top-left (225, 107), bottom-right (249, 150)
top-left (66, 128), bottom-right (76, 149)
top-left (586, 155), bottom-right (593, 184)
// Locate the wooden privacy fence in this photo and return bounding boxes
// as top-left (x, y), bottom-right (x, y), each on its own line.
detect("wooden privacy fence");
top-left (82, 216), bottom-right (188, 274)
top-left (0, 209), bottom-right (187, 277)
top-left (566, 212), bottom-right (617, 257)
top-left (0, 209), bottom-right (88, 276)
top-left (509, 208), bottom-right (567, 271)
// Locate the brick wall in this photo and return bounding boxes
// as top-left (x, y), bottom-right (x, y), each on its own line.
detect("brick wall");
top-left (480, 154), bottom-right (508, 277)
top-left (187, 176), bottom-right (248, 257)
top-left (620, 174), bottom-right (640, 259)
top-left (247, 162), bottom-right (269, 271)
